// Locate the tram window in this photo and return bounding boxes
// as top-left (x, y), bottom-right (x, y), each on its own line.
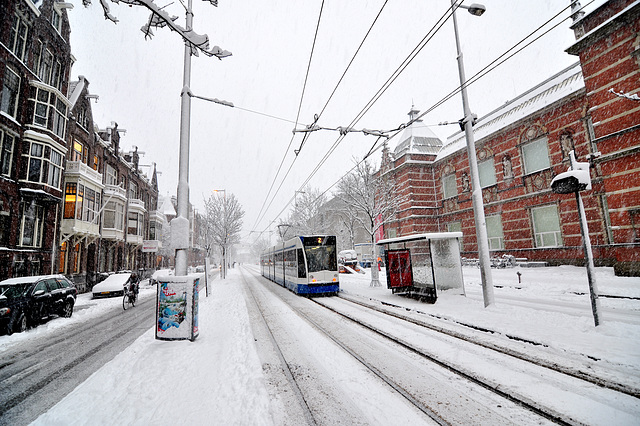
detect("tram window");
top-left (297, 248), bottom-right (306, 278)
top-left (305, 245), bottom-right (337, 273)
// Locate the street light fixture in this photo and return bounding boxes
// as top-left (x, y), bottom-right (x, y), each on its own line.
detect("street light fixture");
top-left (451, 0), bottom-right (495, 307)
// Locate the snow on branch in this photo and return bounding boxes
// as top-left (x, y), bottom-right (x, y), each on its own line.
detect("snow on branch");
top-left (609, 88), bottom-right (640, 101)
top-left (84, 0), bottom-right (231, 59)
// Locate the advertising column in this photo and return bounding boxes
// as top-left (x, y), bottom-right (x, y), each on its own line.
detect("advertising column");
top-left (156, 275), bottom-right (199, 341)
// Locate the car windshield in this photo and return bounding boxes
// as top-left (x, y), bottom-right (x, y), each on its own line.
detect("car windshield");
top-left (0, 284), bottom-right (30, 299)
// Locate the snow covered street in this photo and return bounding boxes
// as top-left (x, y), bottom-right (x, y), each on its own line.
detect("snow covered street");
top-left (20, 265), bottom-right (640, 425)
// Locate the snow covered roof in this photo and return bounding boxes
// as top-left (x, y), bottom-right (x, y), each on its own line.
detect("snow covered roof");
top-left (437, 62), bottom-right (585, 161)
top-left (394, 107), bottom-right (443, 158)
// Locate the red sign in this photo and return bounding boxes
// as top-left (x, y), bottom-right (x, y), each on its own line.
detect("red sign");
top-left (386, 249), bottom-right (413, 289)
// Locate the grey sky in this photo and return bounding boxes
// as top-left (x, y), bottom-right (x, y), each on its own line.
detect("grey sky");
top-left (67, 0), bottom-right (604, 241)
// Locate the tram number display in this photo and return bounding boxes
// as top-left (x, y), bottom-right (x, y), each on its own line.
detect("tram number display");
top-left (385, 249), bottom-right (413, 289)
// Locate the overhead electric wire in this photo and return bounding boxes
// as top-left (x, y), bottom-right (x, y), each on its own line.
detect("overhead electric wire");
top-left (250, 0), bottom-right (326, 233)
top-left (252, 1), bottom-right (589, 238)
top-left (251, 0), bottom-right (389, 233)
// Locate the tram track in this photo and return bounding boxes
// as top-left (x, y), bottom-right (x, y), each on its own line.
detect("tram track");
top-left (242, 265), bottom-right (640, 425)
top-left (334, 292), bottom-right (640, 398)
top-left (241, 267), bottom-right (562, 425)
top-left (240, 268), bottom-right (449, 425)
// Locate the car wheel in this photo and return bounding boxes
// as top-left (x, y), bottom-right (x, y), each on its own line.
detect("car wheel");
top-left (12, 314), bottom-right (27, 334)
top-left (62, 301), bottom-right (74, 318)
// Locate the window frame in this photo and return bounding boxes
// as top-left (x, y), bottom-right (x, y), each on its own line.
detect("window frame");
top-left (486, 214), bottom-right (505, 250)
top-left (442, 174), bottom-right (457, 199)
top-left (531, 204), bottom-right (563, 248)
top-left (19, 202), bottom-right (45, 248)
top-left (521, 137), bottom-right (551, 175)
top-left (24, 141), bottom-right (65, 189)
top-left (478, 158), bottom-right (497, 188)
top-left (10, 14), bottom-right (29, 62)
top-left (1, 67), bottom-right (21, 118)
top-left (0, 129), bottom-right (16, 177)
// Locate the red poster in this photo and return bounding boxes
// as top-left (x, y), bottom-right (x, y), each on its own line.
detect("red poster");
top-left (386, 249), bottom-right (413, 289)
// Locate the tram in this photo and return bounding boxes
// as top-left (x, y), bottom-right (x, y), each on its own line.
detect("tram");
top-left (260, 235), bottom-right (339, 296)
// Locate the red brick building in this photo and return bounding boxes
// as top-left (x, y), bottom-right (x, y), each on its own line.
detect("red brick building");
top-left (381, 1), bottom-right (639, 276)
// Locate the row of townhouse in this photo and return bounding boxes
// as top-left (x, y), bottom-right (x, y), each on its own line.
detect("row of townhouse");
top-left (379, 0), bottom-right (640, 276)
top-left (1, 0), bottom-right (164, 291)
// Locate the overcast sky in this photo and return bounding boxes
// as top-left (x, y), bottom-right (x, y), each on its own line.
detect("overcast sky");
top-left (66, 0), bottom-right (605, 243)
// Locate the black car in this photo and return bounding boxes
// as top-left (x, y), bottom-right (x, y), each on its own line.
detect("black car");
top-left (0, 275), bottom-right (77, 335)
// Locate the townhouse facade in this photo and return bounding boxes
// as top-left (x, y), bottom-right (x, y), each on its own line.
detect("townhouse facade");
top-left (1, 0), bottom-right (164, 290)
top-left (381, 0), bottom-right (640, 276)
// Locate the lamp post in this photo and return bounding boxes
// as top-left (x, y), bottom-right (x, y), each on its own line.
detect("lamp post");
top-left (451, 0), bottom-right (495, 307)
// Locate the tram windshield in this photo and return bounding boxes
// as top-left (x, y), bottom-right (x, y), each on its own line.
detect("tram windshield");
top-left (303, 236), bottom-right (337, 273)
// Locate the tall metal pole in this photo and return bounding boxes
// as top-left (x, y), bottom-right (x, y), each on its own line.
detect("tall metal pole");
top-left (451, 0), bottom-right (494, 306)
top-left (576, 190), bottom-right (600, 326)
top-left (174, 0), bottom-right (193, 276)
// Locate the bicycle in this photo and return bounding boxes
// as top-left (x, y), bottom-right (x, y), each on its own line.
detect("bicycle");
top-left (123, 288), bottom-right (136, 310)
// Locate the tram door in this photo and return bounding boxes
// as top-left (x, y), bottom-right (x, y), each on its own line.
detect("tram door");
top-left (385, 249), bottom-right (413, 289)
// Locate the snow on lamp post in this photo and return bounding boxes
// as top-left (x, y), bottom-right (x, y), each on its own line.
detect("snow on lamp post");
top-left (86, 0), bottom-right (232, 277)
top-left (451, 0), bottom-right (495, 307)
top-left (551, 150), bottom-right (601, 326)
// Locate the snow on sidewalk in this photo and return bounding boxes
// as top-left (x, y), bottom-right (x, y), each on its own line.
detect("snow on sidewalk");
top-left (33, 273), bottom-right (274, 426)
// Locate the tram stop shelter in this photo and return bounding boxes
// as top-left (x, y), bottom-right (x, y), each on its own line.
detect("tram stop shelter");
top-left (376, 232), bottom-right (465, 303)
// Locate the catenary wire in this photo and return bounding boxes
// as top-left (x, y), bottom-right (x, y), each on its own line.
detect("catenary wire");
top-left (252, 1), bottom-right (589, 238)
top-left (250, 0), bottom-right (326, 233)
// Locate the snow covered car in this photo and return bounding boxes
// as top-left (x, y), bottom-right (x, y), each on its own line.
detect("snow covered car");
top-left (0, 275), bottom-right (77, 335)
top-left (150, 269), bottom-right (174, 285)
top-left (338, 250), bottom-right (357, 264)
top-left (92, 272), bottom-right (132, 298)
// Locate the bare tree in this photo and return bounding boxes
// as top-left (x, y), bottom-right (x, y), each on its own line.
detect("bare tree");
top-left (288, 186), bottom-right (328, 236)
top-left (336, 159), bottom-right (403, 286)
top-left (203, 193), bottom-right (245, 279)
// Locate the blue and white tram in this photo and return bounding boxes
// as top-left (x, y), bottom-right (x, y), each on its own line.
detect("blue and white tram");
top-left (260, 235), bottom-right (339, 296)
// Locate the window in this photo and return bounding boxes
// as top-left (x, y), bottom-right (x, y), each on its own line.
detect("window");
top-left (129, 181), bottom-right (138, 200)
top-left (442, 174), bottom-right (457, 199)
top-left (447, 222), bottom-right (463, 251)
top-left (75, 184), bottom-right (84, 220)
top-left (128, 211), bottom-right (143, 236)
top-left (72, 140), bottom-right (84, 162)
top-left (38, 49), bottom-right (53, 84)
top-left (64, 182), bottom-right (76, 218)
top-left (478, 158), bottom-right (497, 188)
top-left (522, 137), bottom-right (550, 175)
top-left (531, 204), bottom-right (562, 247)
top-left (29, 86), bottom-right (68, 139)
top-left (19, 202), bottom-right (45, 247)
top-left (72, 243), bottom-right (81, 274)
top-left (52, 9), bottom-right (62, 33)
top-left (149, 219), bottom-right (162, 240)
top-left (103, 201), bottom-right (125, 230)
top-left (59, 241), bottom-right (67, 273)
top-left (33, 41), bottom-right (43, 77)
top-left (10, 14), bottom-right (29, 62)
top-left (105, 164), bottom-right (117, 186)
top-left (24, 142), bottom-right (64, 189)
top-left (92, 155), bottom-right (99, 171)
top-left (1, 67), bottom-right (20, 118)
top-left (0, 210), bottom-right (10, 246)
top-left (47, 149), bottom-right (62, 188)
top-left (486, 215), bottom-right (504, 250)
top-left (0, 130), bottom-right (15, 177)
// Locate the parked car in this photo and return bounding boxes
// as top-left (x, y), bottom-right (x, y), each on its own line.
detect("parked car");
top-left (0, 275), bottom-right (77, 335)
top-left (92, 272), bottom-right (132, 298)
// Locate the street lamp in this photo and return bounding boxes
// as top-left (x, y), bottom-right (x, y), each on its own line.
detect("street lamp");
top-left (451, 0), bottom-right (494, 307)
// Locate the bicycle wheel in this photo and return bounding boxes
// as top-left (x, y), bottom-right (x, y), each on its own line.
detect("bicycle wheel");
top-left (123, 292), bottom-right (132, 310)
